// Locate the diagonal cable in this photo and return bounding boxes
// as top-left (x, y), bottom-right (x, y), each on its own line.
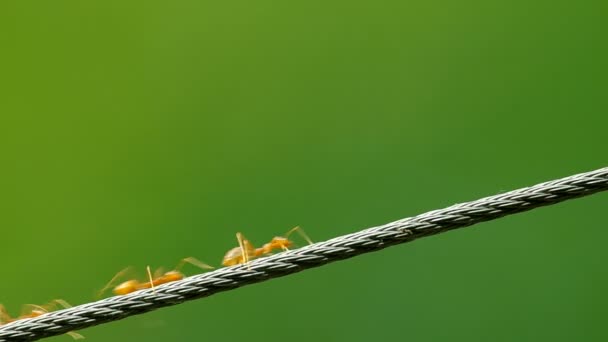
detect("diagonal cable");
top-left (1, 166), bottom-right (607, 341)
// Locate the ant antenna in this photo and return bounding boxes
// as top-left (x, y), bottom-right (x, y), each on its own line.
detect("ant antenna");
top-left (285, 226), bottom-right (313, 245)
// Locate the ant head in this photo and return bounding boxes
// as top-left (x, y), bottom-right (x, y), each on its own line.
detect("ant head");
top-left (114, 280), bottom-right (139, 295)
top-left (30, 309), bottom-right (46, 317)
top-left (270, 236), bottom-right (294, 249)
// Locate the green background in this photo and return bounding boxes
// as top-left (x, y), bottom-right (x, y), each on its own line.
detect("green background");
top-left (1, 1), bottom-right (606, 341)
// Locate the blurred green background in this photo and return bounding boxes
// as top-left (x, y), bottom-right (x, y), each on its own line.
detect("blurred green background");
top-left (0, 0), bottom-right (606, 341)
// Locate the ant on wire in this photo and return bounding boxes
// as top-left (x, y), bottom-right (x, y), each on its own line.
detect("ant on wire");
top-left (98, 257), bottom-right (214, 297)
top-left (222, 226), bottom-right (313, 266)
top-left (0, 299), bottom-right (84, 339)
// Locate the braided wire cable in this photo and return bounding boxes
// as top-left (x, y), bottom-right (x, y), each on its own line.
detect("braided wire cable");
top-left (1, 167), bottom-right (607, 341)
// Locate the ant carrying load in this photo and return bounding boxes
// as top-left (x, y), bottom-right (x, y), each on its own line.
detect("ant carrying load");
top-left (98, 257), bottom-right (214, 297)
top-left (222, 226), bottom-right (313, 266)
top-left (0, 300), bottom-right (84, 339)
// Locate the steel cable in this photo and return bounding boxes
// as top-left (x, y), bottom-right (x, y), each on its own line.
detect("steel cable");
top-left (1, 166), bottom-right (607, 341)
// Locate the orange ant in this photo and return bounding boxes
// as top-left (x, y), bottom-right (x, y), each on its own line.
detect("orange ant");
top-left (98, 257), bottom-right (214, 297)
top-left (0, 300), bottom-right (84, 339)
top-left (222, 226), bottom-right (313, 267)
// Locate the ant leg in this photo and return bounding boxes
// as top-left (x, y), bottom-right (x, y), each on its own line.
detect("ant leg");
top-left (21, 304), bottom-right (48, 316)
top-left (51, 299), bottom-right (72, 309)
top-left (153, 267), bottom-right (165, 279)
top-left (175, 257), bottom-right (214, 272)
top-left (0, 304), bottom-right (12, 323)
top-left (20, 299), bottom-right (72, 317)
top-left (66, 331), bottom-right (85, 340)
top-left (285, 226), bottom-right (314, 245)
top-left (147, 266), bottom-right (156, 294)
top-left (96, 267), bottom-right (134, 298)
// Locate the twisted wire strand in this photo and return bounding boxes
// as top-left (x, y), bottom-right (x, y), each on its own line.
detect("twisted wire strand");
top-left (1, 167), bottom-right (607, 341)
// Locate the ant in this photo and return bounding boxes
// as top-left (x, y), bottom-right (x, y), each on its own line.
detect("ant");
top-left (222, 226), bottom-right (313, 266)
top-left (0, 300), bottom-right (84, 339)
top-left (98, 257), bottom-right (214, 297)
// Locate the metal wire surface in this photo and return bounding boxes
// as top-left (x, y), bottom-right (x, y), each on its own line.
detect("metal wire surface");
top-left (1, 166), bottom-right (607, 341)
